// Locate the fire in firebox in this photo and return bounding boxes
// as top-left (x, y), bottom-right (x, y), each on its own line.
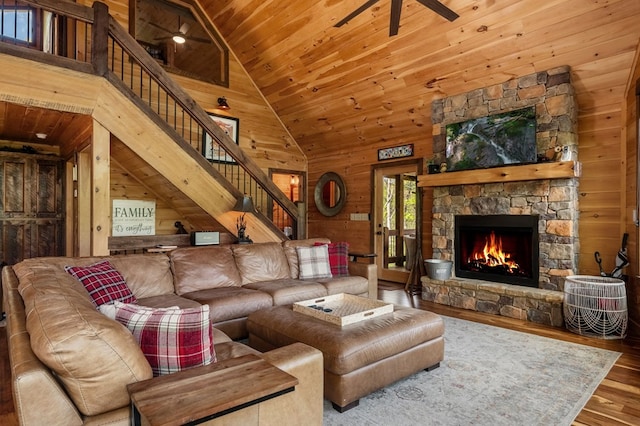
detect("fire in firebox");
top-left (466, 231), bottom-right (527, 277)
top-left (455, 214), bottom-right (538, 287)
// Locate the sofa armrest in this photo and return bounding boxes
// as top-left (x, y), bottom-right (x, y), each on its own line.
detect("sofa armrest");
top-left (3, 266), bottom-right (84, 426)
top-left (259, 343), bottom-right (324, 426)
top-left (348, 262), bottom-right (378, 299)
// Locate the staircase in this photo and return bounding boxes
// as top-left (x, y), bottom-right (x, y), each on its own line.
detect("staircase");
top-left (0, 0), bottom-right (298, 246)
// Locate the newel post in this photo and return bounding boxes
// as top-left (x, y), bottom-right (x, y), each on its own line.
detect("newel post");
top-left (91, 2), bottom-right (109, 77)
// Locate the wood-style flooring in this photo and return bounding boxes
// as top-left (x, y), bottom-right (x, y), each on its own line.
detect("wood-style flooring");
top-left (1, 281), bottom-right (639, 425)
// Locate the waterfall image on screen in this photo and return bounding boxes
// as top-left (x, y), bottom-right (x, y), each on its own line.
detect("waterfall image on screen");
top-left (445, 106), bottom-right (537, 172)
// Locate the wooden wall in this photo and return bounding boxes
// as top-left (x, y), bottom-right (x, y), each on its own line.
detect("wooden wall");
top-left (45, 0), bottom-right (637, 278)
top-left (306, 135), bottom-right (434, 256)
top-left (197, 0), bottom-right (640, 286)
top-left (304, 69), bottom-right (634, 282)
top-left (624, 42), bottom-right (640, 334)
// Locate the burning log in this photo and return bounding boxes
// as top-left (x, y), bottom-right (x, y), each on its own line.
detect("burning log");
top-left (465, 231), bottom-right (527, 277)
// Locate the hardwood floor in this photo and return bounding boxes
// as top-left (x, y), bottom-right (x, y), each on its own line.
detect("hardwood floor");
top-left (377, 281), bottom-right (640, 426)
top-left (1, 282), bottom-right (639, 425)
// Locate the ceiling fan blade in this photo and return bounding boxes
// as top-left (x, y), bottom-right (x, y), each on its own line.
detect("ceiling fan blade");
top-left (185, 35), bottom-right (211, 44)
top-left (416, 0), bottom-right (459, 21)
top-left (148, 22), bottom-right (172, 34)
top-left (335, 0), bottom-right (381, 27)
top-left (389, 0), bottom-right (403, 36)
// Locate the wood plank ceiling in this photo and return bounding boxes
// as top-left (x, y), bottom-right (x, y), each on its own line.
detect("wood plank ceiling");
top-left (1, 0), bottom-right (637, 166)
top-left (199, 0), bottom-right (640, 158)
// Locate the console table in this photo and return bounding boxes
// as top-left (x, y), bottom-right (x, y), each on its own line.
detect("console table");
top-left (127, 354), bottom-right (298, 425)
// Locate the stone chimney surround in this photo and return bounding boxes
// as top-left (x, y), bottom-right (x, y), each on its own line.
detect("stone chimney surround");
top-left (420, 66), bottom-right (579, 327)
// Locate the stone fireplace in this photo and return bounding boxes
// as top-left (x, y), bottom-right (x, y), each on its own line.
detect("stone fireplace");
top-left (420, 66), bottom-right (579, 327)
top-left (432, 178), bottom-right (579, 291)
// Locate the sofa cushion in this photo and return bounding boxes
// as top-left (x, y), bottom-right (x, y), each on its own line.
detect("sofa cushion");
top-left (296, 245), bottom-right (332, 279)
top-left (65, 260), bottom-right (137, 307)
top-left (232, 242), bottom-right (291, 284)
top-left (315, 241), bottom-right (350, 277)
top-left (136, 293), bottom-right (203, 310)
top-left (282, 238), bottom-right (332, 278)
top-left (110, 254), bottom-right (175, 298)
top-left (316, 275), bottom-right (369, 296)
top-left (243, 278), bottom-right (328, 305)
top-left (170, 246), bottom-right (243, 295)
top-left (111, 302), bottom-right (216, 376)
top-left (181, 286), bottom-right (273, 323)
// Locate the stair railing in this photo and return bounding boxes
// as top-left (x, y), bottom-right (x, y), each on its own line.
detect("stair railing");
top-left (0, 0), bottom-right (298, 238)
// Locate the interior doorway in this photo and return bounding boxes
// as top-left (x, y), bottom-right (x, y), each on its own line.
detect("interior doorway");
top-left (269, 169), bottom-right (306, 239)
top-left (373, 161), bottom-right (419, 283)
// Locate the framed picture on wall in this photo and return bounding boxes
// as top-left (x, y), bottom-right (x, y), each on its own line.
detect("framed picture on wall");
top-left (203, 113), bottom-right (239, 163)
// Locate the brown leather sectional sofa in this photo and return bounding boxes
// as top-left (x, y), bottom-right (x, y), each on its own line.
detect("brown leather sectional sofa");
top-left (2, 238), bottom-right (376, 425)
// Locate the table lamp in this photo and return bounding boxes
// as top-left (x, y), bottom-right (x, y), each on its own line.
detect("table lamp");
top-left (233, 195), bottom-right (254, 244)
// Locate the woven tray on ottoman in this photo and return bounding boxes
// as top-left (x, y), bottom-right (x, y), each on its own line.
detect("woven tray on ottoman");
top-left (293, 293), bottom-right (394, 326)
top-left (247, 303), bottom-right (444, 412)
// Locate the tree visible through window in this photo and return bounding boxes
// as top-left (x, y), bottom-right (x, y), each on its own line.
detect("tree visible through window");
top-left (382, 173), bottom-right (416, 268)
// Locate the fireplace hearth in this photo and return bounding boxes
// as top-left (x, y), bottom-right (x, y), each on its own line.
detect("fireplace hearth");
top-left (455, 215), bottom-right (539, 288)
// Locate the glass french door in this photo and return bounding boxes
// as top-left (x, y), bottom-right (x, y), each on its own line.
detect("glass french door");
top-left (373, 163), bottom-right (417, 283)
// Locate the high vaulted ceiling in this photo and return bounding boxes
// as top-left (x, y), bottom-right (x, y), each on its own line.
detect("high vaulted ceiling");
top-left (201, 0), bottom-right (640, 158)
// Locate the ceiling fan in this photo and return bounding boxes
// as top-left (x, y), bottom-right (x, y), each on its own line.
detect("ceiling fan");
top-left (335, 0), bottom-right (459, 37)
top-left (151, 16), bottom-right (211, 44)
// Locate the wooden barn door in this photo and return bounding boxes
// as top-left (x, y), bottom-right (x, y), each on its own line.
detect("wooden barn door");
top-left (0, 153), bottom-right (65, 266)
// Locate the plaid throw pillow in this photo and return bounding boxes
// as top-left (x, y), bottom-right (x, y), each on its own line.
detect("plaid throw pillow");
top-left (65, 260), bottom-right (137, 307)
top-left (315, 242), bottom-right (350, 277)
top-left (296, 245), bottom-right (333, 279)
top-left (112, 302), bottom-right (216, 376)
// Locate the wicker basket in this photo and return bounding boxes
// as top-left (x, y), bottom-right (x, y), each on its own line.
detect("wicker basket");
top-left (563, 275), bottom-right (628, 339)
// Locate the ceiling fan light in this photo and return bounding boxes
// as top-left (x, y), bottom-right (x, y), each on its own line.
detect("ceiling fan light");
top-left (172, 34), bottom-right (186, 44)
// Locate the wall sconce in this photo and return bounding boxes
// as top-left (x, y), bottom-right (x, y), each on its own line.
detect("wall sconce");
top-left (289, 175), bottom-right (300, 201)
top-left (233, 195), bottom-right (254, 244)
top-left (217, 97), bottom-right (230, 110)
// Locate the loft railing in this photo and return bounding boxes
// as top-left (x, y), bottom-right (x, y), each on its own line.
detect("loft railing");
top-left (0, 0), bottom-right (298, 237)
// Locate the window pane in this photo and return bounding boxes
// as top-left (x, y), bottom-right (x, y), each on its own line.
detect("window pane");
top-left (2, 9), bottom-right (34, 43)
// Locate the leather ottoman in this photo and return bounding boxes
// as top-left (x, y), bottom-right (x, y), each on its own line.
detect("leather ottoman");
top-left (247, 304), bottom-right (444, 412)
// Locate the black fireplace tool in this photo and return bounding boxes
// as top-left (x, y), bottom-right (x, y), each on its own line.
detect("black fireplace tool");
top-left (594, 251), bottom-right (607, 277)
top-left (611, 233), bottom-right (629, 278)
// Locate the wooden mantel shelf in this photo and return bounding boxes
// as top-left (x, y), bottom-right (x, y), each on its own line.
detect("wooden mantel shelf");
top-left (417, 161), bottom-right (581, 187)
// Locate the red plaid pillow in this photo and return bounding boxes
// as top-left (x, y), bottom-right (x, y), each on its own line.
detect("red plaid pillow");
top-left (112, 302), bottom-right (216, 376)
top-left (65, 260), bottom-right (137, 307)
top-left (315, 242), bottom-right (350, 277)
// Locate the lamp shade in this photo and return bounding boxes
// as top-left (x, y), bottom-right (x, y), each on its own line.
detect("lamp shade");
top-left (233, 195), bottom-right (255, 213)
top-left (217, 97), bottom-right (230, 110)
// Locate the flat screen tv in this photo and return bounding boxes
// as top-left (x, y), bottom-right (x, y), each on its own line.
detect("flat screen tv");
top-left (445, 106), bottom-right (537, 172)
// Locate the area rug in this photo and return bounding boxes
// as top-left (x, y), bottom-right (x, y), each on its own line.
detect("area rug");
top-left (323, 316), bottom-right (620, 426)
